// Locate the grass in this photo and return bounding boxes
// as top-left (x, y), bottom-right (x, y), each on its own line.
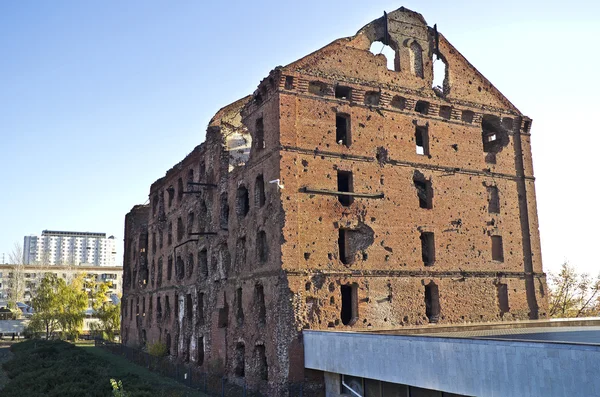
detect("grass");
top-left (1, 339), bottom-right (209, 397)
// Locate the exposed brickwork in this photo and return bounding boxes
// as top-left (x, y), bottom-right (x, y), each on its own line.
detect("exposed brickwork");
top-left (122, 7), bottom-right (546, 395)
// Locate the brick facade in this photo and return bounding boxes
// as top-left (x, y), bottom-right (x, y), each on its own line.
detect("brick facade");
top-left (122, 7), bottom-right (546, 395)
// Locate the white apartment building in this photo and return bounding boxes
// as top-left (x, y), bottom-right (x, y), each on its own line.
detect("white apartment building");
top-left (23, 230), bottom-right (117, 266)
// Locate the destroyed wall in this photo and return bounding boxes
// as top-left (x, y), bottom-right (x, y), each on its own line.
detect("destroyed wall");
top-left (277, 7), bottom-right (546, 337)
top-left (122, 6), bottom-right (546, 396)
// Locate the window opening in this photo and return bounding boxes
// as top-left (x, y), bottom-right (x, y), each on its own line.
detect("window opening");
top-left (257, 231), bottom-right (268, 263)
top-left (235, 287), bottom-right (244, 326)
top-left (364, 91), bottom-right (380, 106)
top-left (369, 41), bottom-right (398, 71)
top-left (255, 118), bottom-right (265, 150)
top-left (415, 125), bottom-right (429, 156)
top-left (217, 292), bottom-right (228, 328)
top-left (432, 54), bottom-right (448, 95)
top-left (421, 232), bottom-right (435, 266)
top-left (337, 170), bottom-right (354, 206)
top-left (336, 113), bottom-right (351, 147)
top-left (340, 283), bottom-right (358, 325)
top-left (220, 193), bottom-right (229, 230)
top-left (187, 212), bottom-right (195, 235)
top-left (234, 343), bottom-right (245, 377)
top-left (176, 255), bottom-right (184, 280)
top-left (308, 81), bottom-right (327, 96)
top-left (187, 253), bottom-right (194, 278)
top-left (236, 185), bottom-right (250, 217)
top-left (284, 76), bottom-right (294, 90)
top-left (177, 178), bottom-right (184, 202)
top-left (199, 249), bottom-right (208, 278)
top-left (167, 256), bottom-right (173, 281)
top-left (487, 186), bottom-right (500, 214)
top-left (255, 174), bottom-right (266, 207)
top-left (390, 96), bottom-right (406, 110)
top-left (415, 100), bottom-right (429, 115)
top-left (256, 345), bottom-right (268, 381)
top-left (177, 217), bottom-right (184, 241)
top-left (197, 335), bottom-right (204, 366)
top-left (413, 173), bottom-right (433, 209)
top-left (439, 106), bottom-right (452, 120)
top-left (425, 281), bottom-right (440, 323)
top-left (255, 284), bottom-right (266, 325)
top-left (186, 293), bottom-right (193, 320)
top-left (410, 41), bottom-right (424, 78)
top-left (335, 85), bottom-right (352, 100)
top-left (497, 283), bottom-right (509, 316)
top-left (197, 292), bottom-right (204, 325)
top-left (461, 110), bottom-right (474, 123)
top-left (492, 236), bottom-right (504, 262)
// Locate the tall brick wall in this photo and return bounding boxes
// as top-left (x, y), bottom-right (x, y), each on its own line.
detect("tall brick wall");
top-left (122, 7), bottom-right (546, 396)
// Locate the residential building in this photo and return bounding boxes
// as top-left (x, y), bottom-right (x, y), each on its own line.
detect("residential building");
top-left (23, 230), bottom-right (117, 266)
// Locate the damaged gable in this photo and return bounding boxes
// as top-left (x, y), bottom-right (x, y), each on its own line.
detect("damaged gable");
top-left (284, 7), bottom-right (520, 113)
top-left (209, 96), bottom-right (253, 171)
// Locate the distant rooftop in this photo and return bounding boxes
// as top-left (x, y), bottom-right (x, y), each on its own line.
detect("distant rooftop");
top-left (40, 230), bottom-right (108, 238)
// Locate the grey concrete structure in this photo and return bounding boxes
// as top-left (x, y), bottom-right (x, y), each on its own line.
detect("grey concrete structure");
top-left (304, 327), bottom-right (600, 397)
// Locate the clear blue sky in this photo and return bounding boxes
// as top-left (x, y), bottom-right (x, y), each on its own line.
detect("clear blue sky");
top-left (1, 0), bottom-right (598, 274)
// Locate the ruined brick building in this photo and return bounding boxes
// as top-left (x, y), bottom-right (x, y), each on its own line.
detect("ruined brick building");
top-left (122, 7), bottom-right (547, 395)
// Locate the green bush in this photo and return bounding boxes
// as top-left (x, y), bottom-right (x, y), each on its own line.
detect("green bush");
top-left (147, 341), bottom-right (167, 357)
top-left (1, 340), bottom-right (154, 397)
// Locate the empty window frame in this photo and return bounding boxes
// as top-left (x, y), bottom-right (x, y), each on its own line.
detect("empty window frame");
top-left (167, 256), bottom-right (173, 280)
top-left (497, 283), bottom-right (509, 316)
top-left (187, 212), bottom-right (195, 235)
top-left (176, 255), bottom-right (185, 280)
top-left (424, 282), bottom-right (440, 323)
top-left (308, 81), bottom-right (327, 96)
top-left (284, 76), bottom-right (294, 90)
top-left (186, 253), bottom-right (194, 278)
top-left (410, 41), bottom-right (424, 78)
top-left (337, 170), bottom-right (354, 207)
top-left (487, 186), bottom-right (500, 214)
top-left (338, 229), bottom-right (351, 265)
top-left (415, 100), bottom-right (429, 115)
top-left (461, 110), bottom-right (474, 123)
top-left (255, 345), bottom-right (268, 381)
top-left (186, 293), bottom-right (193, 320)
top-left (255, 117), bottom-right (265, 150)
top-left (167, 222), bottom-right (173, 245)
top-left (420, 232), bottom-right (435, 266)
top-left (220, 193), bottom-right (229, 230)
top-left (235, 287), bottom-right (244, 326)
top-left (255, 174), bottom-right (266, 207)
top-left (177, 178), bottom-right (184, 202)
top-left (236, 185), bottom-right (250, 218)
top-left (234, 343), bottom-right (245, 377)
top-left (491, 236), bottom-right (504, 262)
top-left (336, 113), bottom-right (351, 147)
top-left (255, 284), bottom-right (266, 325)
top-left (340, 283), bottom-right (358, 325)
top-left (197, 291), bottom-right (205, 325)
top-left (177, 217), bottom-right (184, 241)
top-left (413, 177), bottom-right (433, 209)
top-left (439, 105), bottom-right (452, 120)
top-left (415, 125), bottom-right (429, 156)
top-left (335, 85), bottom-right (352, 100)
top-left (199, 249), bottom-right (208, 278)
top-left (197, 335), bottom-right (204, 366)
top-left (390, 95), bottom-right (406, 110)
top-left (257, 230), bottom-right (268, 263)
top-left (364, 91), bottom-right (380, 106)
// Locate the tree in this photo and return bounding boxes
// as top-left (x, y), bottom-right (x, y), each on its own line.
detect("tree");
top-left (89, 277), bottom-right (120, 340)
top-left (7, 242), bottom-right (25, 314)
top-left (29, 273), bottom-right (88, 339)
top-left (30, 274), bottom-right (62, 339)
top-left (57, 274), bottom-right (88, 339)
top-left (548, 262), bottom-right (600, 318)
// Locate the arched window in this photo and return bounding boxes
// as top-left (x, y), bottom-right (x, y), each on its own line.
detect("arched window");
top-left (410, 41), bottom-right (424, 78)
